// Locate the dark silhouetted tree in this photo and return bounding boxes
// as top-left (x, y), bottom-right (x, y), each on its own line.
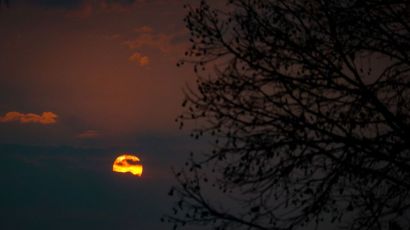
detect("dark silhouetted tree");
top-left (165, 0), bottom-right (410, 230)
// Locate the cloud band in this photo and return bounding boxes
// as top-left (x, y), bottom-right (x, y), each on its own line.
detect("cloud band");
top-left (0, 111), bottom-right (58, 124)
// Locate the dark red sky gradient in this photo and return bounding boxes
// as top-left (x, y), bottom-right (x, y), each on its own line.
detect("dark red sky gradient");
top-left (0, 1), bottom-right (209, 229)
top-left (0, 0), bottom-right (194, 147)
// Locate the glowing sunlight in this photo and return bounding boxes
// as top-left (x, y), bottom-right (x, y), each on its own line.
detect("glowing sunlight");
top-left (112, 154), bottom-right (143, 177)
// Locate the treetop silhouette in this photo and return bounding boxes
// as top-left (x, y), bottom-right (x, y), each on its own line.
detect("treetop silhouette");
top-left (166, 1), bottom-right (410, 229)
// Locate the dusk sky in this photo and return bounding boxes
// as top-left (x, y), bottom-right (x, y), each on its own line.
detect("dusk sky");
top-left (0, 1), bottom-right (205, 229)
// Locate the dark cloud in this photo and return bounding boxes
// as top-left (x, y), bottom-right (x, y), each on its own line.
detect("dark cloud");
top-left (0, 143), bottom-right (183, 230)
top-left (22, 0), bottom-right (137, 9)
top-left (23, 0), bottom-right (83, 9)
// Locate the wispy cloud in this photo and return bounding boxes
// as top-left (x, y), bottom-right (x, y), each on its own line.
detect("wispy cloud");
top-left (64, 0), bottom-right (138, 18)
top-left (135, 26), bottom-right (153, 34)
top-left (129, 51), bottom-right (150, 66)
top-left (125, 26), bottom-right (187, 54)
top-left (76, 130), bottom-right (100, 139)
top-left (0, 111), bottom-right (57, 124)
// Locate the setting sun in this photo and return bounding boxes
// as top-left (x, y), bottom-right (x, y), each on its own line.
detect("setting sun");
top-left (113, 154), bottom-right (143, 177)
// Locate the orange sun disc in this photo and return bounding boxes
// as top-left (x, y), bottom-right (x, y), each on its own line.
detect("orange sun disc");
top-left (113, 154), bottom-right (143, 176)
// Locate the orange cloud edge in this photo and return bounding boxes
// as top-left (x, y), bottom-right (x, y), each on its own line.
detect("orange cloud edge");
top-left (0, 111), bottom-right (57, 124)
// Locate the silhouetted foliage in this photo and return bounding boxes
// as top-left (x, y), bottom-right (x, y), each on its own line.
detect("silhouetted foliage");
top-left (166, 0), bottom-right (410, 230)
